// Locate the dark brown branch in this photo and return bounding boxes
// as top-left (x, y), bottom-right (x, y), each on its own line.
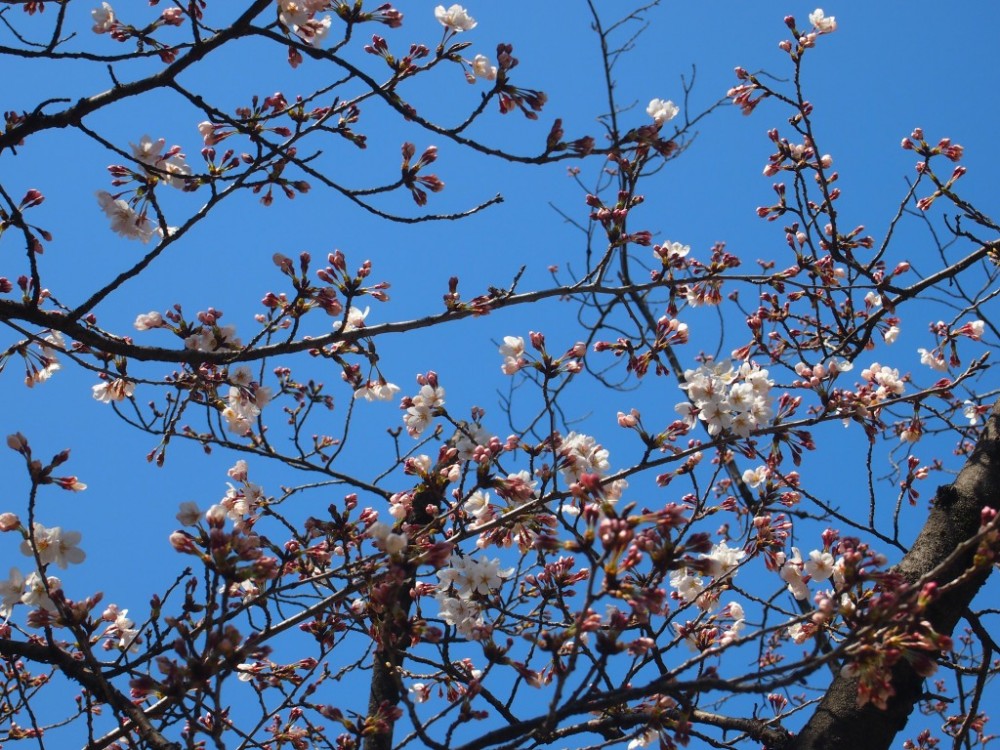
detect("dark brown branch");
top-left (790, 400), bottom-right (1000, 750)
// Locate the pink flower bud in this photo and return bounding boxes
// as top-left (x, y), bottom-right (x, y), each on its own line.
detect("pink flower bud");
top-left (169, 530), bottom-right (197, 553)
top-left (0, 512), bottom-right (20, 531)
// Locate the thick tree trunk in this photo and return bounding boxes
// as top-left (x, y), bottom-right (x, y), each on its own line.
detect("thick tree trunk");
top-left (791, 401), bottom-right (1000, 750)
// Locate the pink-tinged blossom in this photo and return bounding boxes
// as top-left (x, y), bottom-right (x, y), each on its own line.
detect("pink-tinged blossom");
top-left (103, 605), bottom-right (141, 652)
top-left (804, 549), bottom-right (835, 580)
top-left (559, 431), bottom-right (610, 483)
top-left (278, 0), bottom-right (332, 46)
top-left (20, 522), bottom-right (85, 569)
top-left (499, 335), bottom-right (526, 374)
top-left (646, 98), bottom-right (679, 126)
top-left (808, 8), bottom-right (836, 33)
top-left (786, 621), bottom-right (812, 644)
top-left (92, 378), bottom-right (135, 403)
top-left (134, 311), bottom-right (164, 330)
top-left (0, 512), bottom-right (20, 531)
top-left (26, 332), bottom-right (64, 387)
top-left (453, 422), bottom-right (493, 461)
top-left (160, 7), bottom-right (184, 25)
top-left (402, 383), bottom-right (445, 438)
top-left (130, 135), bottom-right (192, 189)
top-left (654, 240), bottom-right (689, 263)
top-left (861, 362), bottom-right (905, 400)
top-left (471, 54), bottom-right (497, 81)
top-left (435, 4), bottom-right (476, 32)
top-left (92, 2), bottom-right (114, 33)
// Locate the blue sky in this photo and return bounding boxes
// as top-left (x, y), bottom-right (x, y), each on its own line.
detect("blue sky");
top-left (2, 1), bottom-right (1000, 745)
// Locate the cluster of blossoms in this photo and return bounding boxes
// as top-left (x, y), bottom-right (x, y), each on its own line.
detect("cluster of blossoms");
top-left (778, 546), bottom-right (839, 602)
top-left (176, 460), bottom-right (266, 533)
top-left (184, 324), bottom-right (241, 352)
top-left (96, 134), bottom-right (190, 242)
top-left (676, 360), bottom-right (775, 438)
top-left (401, 373), bottom-right (446, 438)
top-left (917, 319), bottom-right (985, 373)
top-left (222, 366), bottom-right (273, 435)
top-left (859, 362), bottom-right (905, 402)
top-left (434, 554), bottom-right (511, 638)
top-left (0, 567), bottom-right (62, 618)
top-left (0, 519), bottom-right (85, 620)
top-left (557, 431), bottom-right (627, 504)
top-left (130, 134), bottom-right (192, 189)
top-left (669, 540), bottom-right (746, 611)
top-left (498, 336), bottom-right (525, 374)
top-left (669, 541), bottom-right (747, 652)
top-left (24, 332), bottom-right (63, 387)
top-left (99, 603), bottom-right (141, 652)
top-left (170, 463), bottom-right (279, 599)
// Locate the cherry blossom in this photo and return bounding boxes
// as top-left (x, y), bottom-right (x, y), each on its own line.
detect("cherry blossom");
top-left (804, 549), bottom-right (836, 580)
top-left (92, 378), bottom-right (135, 403)
top-left (21, 571), bottom-right (61, 612)
top-left (918, 347), bottom-right (948, 372)
top-left (0, 567), bottom-right (25, 618)
top-left (133, 311), bottom-right (164, 330)
top-left (778, 548), bottom-right (809, 600)
top-left (646, 97), bottom-right (679, 126)
top-left (499, 335), bottom-right (525, 374)
top-left (20, 522), bottom-right (86, 569)
top-left (96, 191), bottom-right (155, 243)
top-left (91, 2), bottom-right (114, 34)
top-left (471, 54), bottom-right (497, 81)
top-left (702, 541), bottom-right (746, 578)
top-left (354, 380), bottom-right (401, 402)
top-left (401, 381), bottom-right (446, 438)
top-left (808, 8), bottom-right (837, 33)
top-left (434, 4), bottom-right (476, 32)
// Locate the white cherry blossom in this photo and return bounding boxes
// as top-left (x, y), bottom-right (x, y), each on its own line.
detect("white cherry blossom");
top-left (435, 4), bottom-right (476, 32)
top-left (646, 98), bottom-right (679, 126)
top-left (808, 8), bottom-right (837, 33)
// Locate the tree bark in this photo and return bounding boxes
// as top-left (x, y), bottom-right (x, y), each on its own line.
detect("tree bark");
top-left (790, 401), bottom-right (1000, 750)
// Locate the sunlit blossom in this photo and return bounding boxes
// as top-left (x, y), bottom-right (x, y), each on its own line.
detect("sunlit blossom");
top-left (646, 97), bottom-right (679, 126)
top-left (808, 8), bottom-right (837, 33)
top-left (435, 4), bottom-right (476, 32)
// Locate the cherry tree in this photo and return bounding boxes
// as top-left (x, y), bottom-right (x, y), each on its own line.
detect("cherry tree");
top-left (1, 3), bottom-right (998, 750)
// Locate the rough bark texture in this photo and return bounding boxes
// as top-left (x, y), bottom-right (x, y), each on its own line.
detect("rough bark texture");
top-left (790, 401), bottom-right (1000, 750)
